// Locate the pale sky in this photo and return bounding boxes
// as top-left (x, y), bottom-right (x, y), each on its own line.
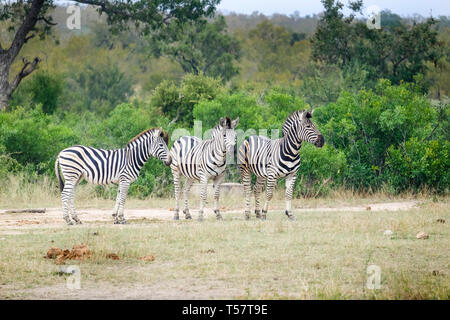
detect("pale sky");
top-left (218, 0), bottom-right (450, 17)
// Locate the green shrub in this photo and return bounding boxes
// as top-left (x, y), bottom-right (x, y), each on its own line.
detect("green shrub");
top-left (10, 71), bottom-right (63, 114)
top-left (0, 106), bottom-right (79, 175)
top-left (151, 73), bottom-right (223, 126)
top-left (315, 79), bottom-right (439, 191)
top-left (385, 138), bottom-right (449, 193)
top-left (295, 144), bottom-right (347, 196)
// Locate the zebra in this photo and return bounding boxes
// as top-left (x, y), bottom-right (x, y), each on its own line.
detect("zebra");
top-left (54, 128), bottom-right (172, 225)
top-left (238, 110), bottom-right (324, 221)
top-left (170, 117), bottom-right (239, 221)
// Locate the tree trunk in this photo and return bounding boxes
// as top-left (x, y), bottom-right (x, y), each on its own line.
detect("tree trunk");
top-left (0, 0), bottom-right (45, 112)
top-left (0, 58), bottom-right (11, 112)
top-left (0, 93), bottom-right (9, 112)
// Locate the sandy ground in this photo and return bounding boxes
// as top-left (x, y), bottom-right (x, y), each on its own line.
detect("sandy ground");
top-left (0, 200), bottom-right (420, 231)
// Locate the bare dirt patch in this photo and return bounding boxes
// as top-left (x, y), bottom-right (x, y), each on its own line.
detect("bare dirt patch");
top-left (0, 200), bottom-right (420, 229)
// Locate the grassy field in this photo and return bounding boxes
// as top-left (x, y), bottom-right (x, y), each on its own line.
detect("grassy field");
top-left (0, 186), bottom-right (448, 299)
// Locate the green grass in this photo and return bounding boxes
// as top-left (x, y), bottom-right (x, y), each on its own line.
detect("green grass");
top-left (0, 199), bottom-right (448, 299)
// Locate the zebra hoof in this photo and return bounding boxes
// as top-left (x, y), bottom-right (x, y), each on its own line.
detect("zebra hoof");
top-left (74, 220), bottom-right (82, 225)
top-left (285, 210), bottom-right (295, 221)
top-left (174, 215), bottom-right (180, 220)
top-left (244, 211), bottom-right (250, 220)
top-left (214, 210), bottom-right (223, 220)
top-left (261, 210), bottom-right (267, 220)
top-left (255, 210), bottom-right (261, 219)
top-left (66, 220), bottom-right (74, 226)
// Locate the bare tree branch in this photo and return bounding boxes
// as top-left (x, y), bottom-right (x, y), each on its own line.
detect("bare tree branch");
top-left (9, 57), bottom-right (41, 94)
top-left (6, 0), bottom-right (45, 64)
top-left (38, 16), bottom-right (57, 26)
top-left (25, 34), bottom-right (36, 43)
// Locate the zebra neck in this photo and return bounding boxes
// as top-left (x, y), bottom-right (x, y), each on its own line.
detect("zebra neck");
top-left (126, 142), bottom-right (150, 170)
top-left (213, 138), bottom-right (227, 159)
top-left (281, 132), bottom-right (303, 156)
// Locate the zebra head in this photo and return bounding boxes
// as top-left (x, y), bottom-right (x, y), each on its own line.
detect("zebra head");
top-left (215, 116), bottom-right (239, 152)
top-left (298, 110), bottom-right (324, 147)
top-left (149, 128), bottom-right (172, 166)
top-left (284, 110), bottom-right (324, 148)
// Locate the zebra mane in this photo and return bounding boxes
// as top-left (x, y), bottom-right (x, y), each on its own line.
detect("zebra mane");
top-left (220, 117), bottom-right (232, 129)
top-left (282, 110), bottom-right (309, 137)
top-left (127, 128), bottom-right (168, 146)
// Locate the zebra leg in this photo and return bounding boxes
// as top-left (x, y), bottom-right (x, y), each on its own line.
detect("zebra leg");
top-left (254, 177), bottom-right (265, 219)
top-left (285, 174), bottom-right (297, 221)
top-left (262, 176), bottom-right (276, 220)
top-left (212, 174), bottom-right (225, 220)
top-left (61, 180), bottom-right (77, 225)
top-left (182, 178), bottom-right (194, 220)
top-left (112, 188), bottom-right (120, 220)
top-left (198, 176), bottom-right (208, 222)
top-left (172, 169), bottom-right (181, 220)
top-left (240, 165), bottom-right (252, 220)
top-left (115, 181), bottom-right (130, 224)
top-left (69, 180), bottom-right (82, 224)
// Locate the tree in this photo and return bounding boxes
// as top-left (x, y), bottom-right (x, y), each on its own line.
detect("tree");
top-left (65, 61), bottom-right (134, 116)
top-left (151, 73), bottom-right (223, 126)
top-left (148, 15), bottom-right (240, 81)
top-left (311, 0), bottom-right (443, 86)
top-left (0, 0), bottom-right (220, 111)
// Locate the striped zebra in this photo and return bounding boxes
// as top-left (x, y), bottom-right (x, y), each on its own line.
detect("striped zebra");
top-left (55, 128), bottom-right (172, 225)
top-left (170, 117), bottom-right (239, 221)
top-left (238, 110), bottom-right (324, 220)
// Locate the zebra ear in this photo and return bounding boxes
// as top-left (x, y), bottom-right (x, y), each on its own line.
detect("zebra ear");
top-left (219, 117), bottom-right (227, 128)
top-left (302, 111), bottom-right (312, 121)
top-left (153, 129), bottom-right (161, 138)
top-left (231, 117), bottom-right (239, 129)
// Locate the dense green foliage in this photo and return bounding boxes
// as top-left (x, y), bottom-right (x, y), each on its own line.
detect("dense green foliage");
top-left (312, 0), bottom-right (443, 88)
top-left (1, 2), bottom-right (449, 197)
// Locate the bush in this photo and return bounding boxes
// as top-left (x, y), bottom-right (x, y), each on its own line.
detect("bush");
top-left (10, 71), bottom-right (63, 114)
top-left (0, 106), bottom-right (79, 175)
top-left (151, 73), bottom-right (223, 126)
top-left (385, 138), bottom-right (449, 193)
top-left (295, 144), bottom-right (347, 197)
top-left (315, 79), bottom-right (439, 191)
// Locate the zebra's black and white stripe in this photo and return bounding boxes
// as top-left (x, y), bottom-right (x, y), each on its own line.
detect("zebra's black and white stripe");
top-left (55, 128), bottom-right (172, 225)
top-left (238, 110), bottom-right (324, 220)
top-left (170, 117), bottom-right (239, 221)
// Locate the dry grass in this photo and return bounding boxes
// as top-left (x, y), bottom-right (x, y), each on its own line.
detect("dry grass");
top-left (0, 195), bottom-right (448, 299)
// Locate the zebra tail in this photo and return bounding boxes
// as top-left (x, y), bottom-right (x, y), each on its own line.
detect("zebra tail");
top-left (55, 157), bottom-right (64, 192)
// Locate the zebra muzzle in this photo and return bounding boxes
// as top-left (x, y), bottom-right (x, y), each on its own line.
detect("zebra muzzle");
top-left (164, 155), bottom-right (173, 166)
top-left (315, 135), bottom-right (325, 148)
